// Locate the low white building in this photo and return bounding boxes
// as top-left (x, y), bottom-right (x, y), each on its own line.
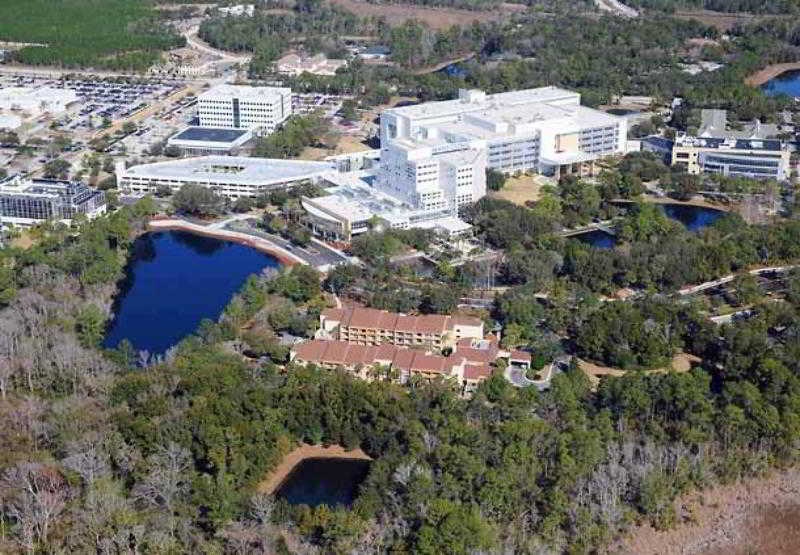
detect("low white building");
top-left (301, 169), bottom-right (474, 241)
top-left (166, 127), bottom-right (254, 156)
top-left (0, 87), bottom-right (77, 115)
top-left (197, 84), bottom-right (292, 134)
top-left (117, 156), bottom-right (334, 198)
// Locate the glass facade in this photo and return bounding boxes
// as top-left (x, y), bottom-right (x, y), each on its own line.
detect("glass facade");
top-left (0, 179), bottom-right (106, 222)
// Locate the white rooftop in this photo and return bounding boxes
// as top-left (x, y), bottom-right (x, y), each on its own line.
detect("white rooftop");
top-left (199, 84), bottom-right (291, 101)
top-left (122, 156), bottom-right (334, 186)
top-left (385, 86), bottom-right (579, 120)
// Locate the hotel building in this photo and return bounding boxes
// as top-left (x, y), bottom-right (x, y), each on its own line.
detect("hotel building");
top-left (318, 307), bottom-right (484, 350)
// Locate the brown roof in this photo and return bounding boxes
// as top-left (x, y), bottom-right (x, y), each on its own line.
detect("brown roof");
top-left (455, 347), bottom-right (494, 365)
top-left (321, 308), bottom-right (345, 321)
top-left (510, 350), bottom-right (532, 362)
top-left (410, 352), bottom-right (450, 374)
top-left (391, 349), bottom-right (416, 370)
top-left (394, 314), bottom-right (418, 333)
top-left (293, 340), bottom-right (327, 362)
top-left (321, 341), bottom-right (349, 365)
top-left (464, 363), bottom-right (492, 381)
top-left (374, 343), bottom-right (398, 362)
top-left (416, 315), bottom-right (449, 335)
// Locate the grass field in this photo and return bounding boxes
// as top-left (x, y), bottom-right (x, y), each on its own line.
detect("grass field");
top-left (489, 174), bottom-right (550, 206)
top-left (0, 0), bottom-right (184, 71)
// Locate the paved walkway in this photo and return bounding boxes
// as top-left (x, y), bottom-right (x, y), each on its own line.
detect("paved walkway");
top-left (149, 218), bottom-right (308, 265)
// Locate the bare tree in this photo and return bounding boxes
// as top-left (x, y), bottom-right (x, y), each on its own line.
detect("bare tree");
top-left (132, 442), bottom-right (191, 535)
top-left (0, 462), bottom-right (70, 551)
top-left (63, 444), bottom-right (110, 487)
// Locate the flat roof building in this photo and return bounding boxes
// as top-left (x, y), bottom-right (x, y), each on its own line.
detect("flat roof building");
top-left (0, 87), bottom-right (77, 115)
top-left (0, 176), bottom-right (106, 227)
top-left (299, 86), bottom-right (626, 242)
top-left (672, 134), bottom-right (791, 180)
top-left (197, 84), bottom-right (292, 134)
top-left (117, 155), bottom-right (334, 198)
top-left (166, 126), bottom-right (254, 156)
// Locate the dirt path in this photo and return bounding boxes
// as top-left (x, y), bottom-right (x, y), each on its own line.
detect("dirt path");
top-left (745, 61), bottom-right (800, 87)
top-left (257, 444), bottom-right (372, 494)
top-left (613, 467), bottom-right (800, 554)
top-left (580, 353), bottom-right (701, 388)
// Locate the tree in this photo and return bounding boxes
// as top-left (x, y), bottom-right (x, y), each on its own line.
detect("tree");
top-left (172, 183), bottom-right (225, 216)
top-left (43, 158), bottom-right (71, 179)
top-left (75, 304), bottom-right (106, 347)
top-left (232, 196), bottom-right (253, 213)
top-left (339, 99), bottom-right (359, 123)
top-left (486, 168), bottom-right (507, 191)
top-left (155, 184), bottom-right (172, 198)
top-left (164, 145), bottom-right (182, 158)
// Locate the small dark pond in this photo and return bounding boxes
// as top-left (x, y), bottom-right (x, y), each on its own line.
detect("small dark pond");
top-left (762, 69), bottom-right (800, 97)
top-left (661, 203), bottom-right (725, 231)
top-left (572, 204), bottom-right (726, 248)
top-left (103, 230), bottom-right (281, 354)
top-left (276, 458), bottom-right (371, 508)
top-left (575, 229), bottom-right (618, 249)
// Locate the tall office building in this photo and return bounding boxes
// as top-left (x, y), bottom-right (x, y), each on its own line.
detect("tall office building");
top-left (197, 85), bottom-right (292, 134)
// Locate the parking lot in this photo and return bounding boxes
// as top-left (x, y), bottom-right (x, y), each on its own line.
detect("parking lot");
top-left (0, 74), bottom-right (184, 134)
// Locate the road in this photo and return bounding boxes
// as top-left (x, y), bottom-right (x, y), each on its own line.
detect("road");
top-left (183, 26), bottom-right (251, 68)
top-left (678, 265), bottom-right (796, 296)
top-left (504, 356), bottom-right (569, 391)
top-left (222, 218), bottom-right (352, 270)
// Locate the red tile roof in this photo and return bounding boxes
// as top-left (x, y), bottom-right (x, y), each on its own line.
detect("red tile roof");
top-left (510, 350), bottom-right (532, 362)
top-left (464, 363), bottom-right (492, 381)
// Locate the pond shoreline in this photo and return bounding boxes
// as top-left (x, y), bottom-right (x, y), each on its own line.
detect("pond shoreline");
top-left (745, 61), bottom-right (800, 87)
top-left (258, 444), bottom-right (372, 495)
top-left (147, 218), bottom-right (303, 266)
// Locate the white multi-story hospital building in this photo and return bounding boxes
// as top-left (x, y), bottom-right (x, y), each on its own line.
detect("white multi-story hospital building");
top-left (379, 87), bottom-right (627, 183)
top-left (197, 85), bottom-right (292, 134)
top-left (302, 87), bottom-right (627, 240)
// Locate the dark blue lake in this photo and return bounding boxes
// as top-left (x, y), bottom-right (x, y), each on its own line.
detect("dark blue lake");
top-left (276, 458), bottom-right (371, 508)
top-left (762, 70), bottom-right (800, 97)
top-left (662, 203), bottom-right (725, 231)
top-left (103, 230), bottom-right (280, 354)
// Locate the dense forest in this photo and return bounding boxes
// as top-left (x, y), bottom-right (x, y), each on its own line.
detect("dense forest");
top-left (1, 198), bottom-right (800, 551)
top-left (0, 0), bottom-right (185, 70)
